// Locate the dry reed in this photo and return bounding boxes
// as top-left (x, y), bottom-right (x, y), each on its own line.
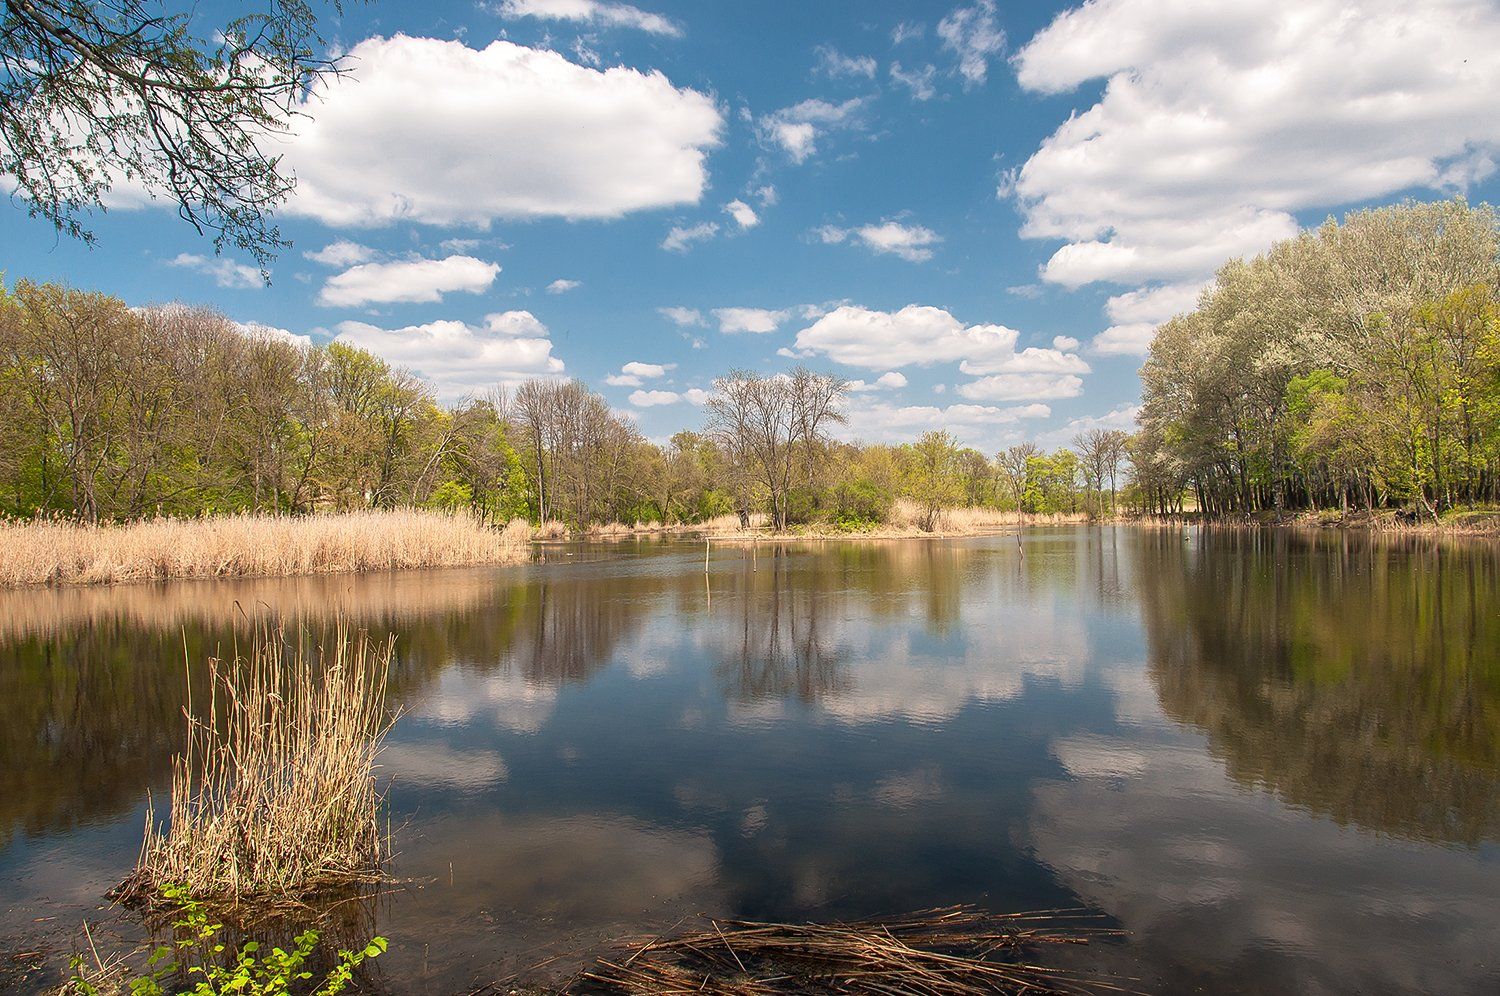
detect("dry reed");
top-left (0, 510), bottom-right (534, 587)
top-left (115, 626), bottom-right (396, 907)
top-left (573, 906), bottom-right (1127, 995)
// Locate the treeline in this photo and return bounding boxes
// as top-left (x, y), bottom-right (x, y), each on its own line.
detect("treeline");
top-left (0, 279), bottom-right (1123, 528)
top-left (1136, 199), bottom-right (1500, 518)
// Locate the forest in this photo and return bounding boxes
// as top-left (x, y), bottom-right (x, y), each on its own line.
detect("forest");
top-left (2, 201), bottom-right (1496, 531)
top-left (1135, 199), bottom-right (1500, 519)
top-left (0, 279), bottom-right (1123, 529)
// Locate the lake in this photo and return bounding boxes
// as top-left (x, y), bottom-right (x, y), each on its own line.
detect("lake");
top-left (1, 527), bottom-right (1497, 993)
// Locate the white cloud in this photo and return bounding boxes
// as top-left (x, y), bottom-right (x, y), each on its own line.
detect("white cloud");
top-left (496, 0), bottom-right (682, 36)
top-left (167, 254), bottom-right (263, 289)
top-left (891, 21), bottom-right (925, 45)
top-left (817, 219), bottom-right (942, 262)
top-left (334, 317), bottom-right (564, 400)
top-left (682, 387), bottom-right (711, 404)
top-left (546, 278), bottom-right (582, 294)
top-left (1091, 323), bottom-right (1158, 356)
top-left (759, 98), bottom-right (866, 164)
top-left (753, 184), bottom-right (778, 206)
top-left (937, 0), bottom-right (1005, 86)
top-left (1011, 0), bottom-right (1500, 291)
top-left (629, 389), bottom-right (681, 407)
top-left (286, 36), bottom-right (720, 227)
top-left (304, 240), bottom-right (377, 267)
top-left (814, 46), bottom-right (877, 80)
top-left (713, 307), bottom-right (790, 334)
top-left (661, 221), bottom-right (719, 252)
top-left (484, 310), bottom-right (549, 337)
top-left (793, 304), bottom-right (1022, 370)
top-left (724, 199), bottom-right (760, 228)
top-left (234, 321), bottom-right (312, 348)
top-left (847, 371), bottom-right (908, 392)
top-left (890, 62), bottom-right (938, 101)
top-left (658, 306), bottom-right (705, 326)
top-left (1033, 403), bottom-right (1141, 448)
top-left (842, 399), bottom-right (1051, 448)
top-left (606, 360), bottom-right (674, 386)
top-left (956, 373), bottom-right (1085, 402)
top-left (317, 255), bottom-right (500, 308)
top-left (1052, 335), bottom-right (1080, 350)
top-left (1105, 282), bottom-right (1203, 325)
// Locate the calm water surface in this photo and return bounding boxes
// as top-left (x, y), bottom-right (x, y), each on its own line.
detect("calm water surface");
top-left (1, 528), bottom-right (1497, 994)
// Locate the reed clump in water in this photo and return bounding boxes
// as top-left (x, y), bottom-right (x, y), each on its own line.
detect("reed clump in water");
top-left (115, 627), bottom-right (396, 908)
top-left (574, 906), bottom-right (1127, 995)
top-left (0, 509), bottom-right (535, 587)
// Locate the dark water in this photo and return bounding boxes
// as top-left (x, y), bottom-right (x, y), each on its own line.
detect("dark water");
top-left (1, 528), bottom-right (1498, 994)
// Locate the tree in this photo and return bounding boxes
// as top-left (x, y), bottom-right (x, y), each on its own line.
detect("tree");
top-left (705, 367), bottom-right (847, 531)
top-left (997, 443), bottom-right (1039, 513)
top-left (902, 431), bottom-right (964, 531)
top-left (2, 0), bottom-right (348, 267)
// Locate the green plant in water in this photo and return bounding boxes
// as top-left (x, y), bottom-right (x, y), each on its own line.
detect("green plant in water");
top-left (66, 885), bottom-right (386, 996)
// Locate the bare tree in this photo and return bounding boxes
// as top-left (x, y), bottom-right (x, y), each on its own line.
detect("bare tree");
top-left (705, 367), bottom-right (847, 531)
top-left (997, 442), bottom-right (1039, 514)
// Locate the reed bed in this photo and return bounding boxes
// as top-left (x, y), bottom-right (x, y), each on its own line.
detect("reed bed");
top-left (0, 509), bottom-right (534, 587)
top-left (115, 626), bottom-right (396, 907)
top-left (573, 906), bottom-right (1127, 995)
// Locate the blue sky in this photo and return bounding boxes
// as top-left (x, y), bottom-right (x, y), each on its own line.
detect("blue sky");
top-left (6, 0), bottom-right (1500, 451)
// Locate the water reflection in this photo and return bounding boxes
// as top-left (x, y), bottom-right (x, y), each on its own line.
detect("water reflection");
top-left (1137, 528), bottom-right (1500, 844)
top-left (1, 530), bottom-right (1497, 995)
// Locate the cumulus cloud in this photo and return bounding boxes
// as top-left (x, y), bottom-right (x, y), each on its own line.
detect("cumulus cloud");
top-left (1105, 282), bottom-right (1203, 325)
top-left (285, 35), bottom-right (720, 227)
top-left (713, 307), bottom-right (790, 334)
top-left (792, 304), bottom-right (1021, 370)
top-left (1033, 403), bottom-right (1141, 448)
top-left (546, 278), bottom-right (582, 294)
top-left (661, 221), bottom-right (719, 252)
top-left (794, 305), bottom-right (1089, 401)
top-left (316, 255), bottom-right (500, 308)
top-left (607, 360), bottom-right (675, 386)
top-left (759, 97), bottom-right (866, 164)
top-left (234, 321), bottom-right (312, 348)
top-left (682, 387), bottom-right (712, 404)
top-left (1091, 323), bottom-right (1158, 356)
top-left (629, 389), bottom-right (681, 406)
top-left (1052, 335), bottom-right (1080, 350)
top-left (937, 0), bottom-right (1005, 86)
top-left (495, 0), bottom-right (682, 36)
top-left (847, 372), bottom-right (908, 392)
top-left (333, 317), bottom-right (564, 400)
top-left (483, 310), bottom-right (549, 337)
top-left (842, 399), bottom-right (1051, 448)
top-left (956, 373), bottom-right (1084, 402)
top-left (724, 199), bottom-right (760, 228)
top-left (814, 46), bottom-right (877, 79)
top-left (167, 254), bottom-right (263, 289)
top-left (1011, 0), bottom-right (1500, 293)
top-left (304, 240), bottom-right (378, 267)
top-left (816, 220), bottom-right (942, 262)
top-left (658, 306), bottom-right (705, 326)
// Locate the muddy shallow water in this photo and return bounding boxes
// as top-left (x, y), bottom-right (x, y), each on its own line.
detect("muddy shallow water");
top-left (1, 527), bottom-right (1497, 993)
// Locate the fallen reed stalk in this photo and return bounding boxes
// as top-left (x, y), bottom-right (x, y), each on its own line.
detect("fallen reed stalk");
top-left (0, 509), bottom-right (534, 587)
top-left (571, 906), bottom-right (1129, 995)
top-left (114, 626), bottom-right (397, 908)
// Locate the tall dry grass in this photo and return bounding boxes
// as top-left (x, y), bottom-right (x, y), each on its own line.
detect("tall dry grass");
top-left (116, 626), bottom-right (395, 906)
top-left (0, 510), bottom-right (534, 587)
top-left (887, 499), bottom-right (1087, 533)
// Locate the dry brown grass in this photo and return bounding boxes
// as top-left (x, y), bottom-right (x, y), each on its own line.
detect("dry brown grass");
top-left (0, 510), bottom-right (534, 587)
top-left (887, 500), bottom-right (1087, 534)
top-left (114, 626), bottom-right (396, 907)
top-left (575, 906), bottom-right (1126, 994)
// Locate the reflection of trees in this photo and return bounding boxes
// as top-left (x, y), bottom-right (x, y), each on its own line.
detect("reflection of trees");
top-left (0, 567), bottom-right (657, 843)
top-left (1137, 528), bottom-right (1500, 844)
top-left (715, 549), bottom-right (850, 704)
